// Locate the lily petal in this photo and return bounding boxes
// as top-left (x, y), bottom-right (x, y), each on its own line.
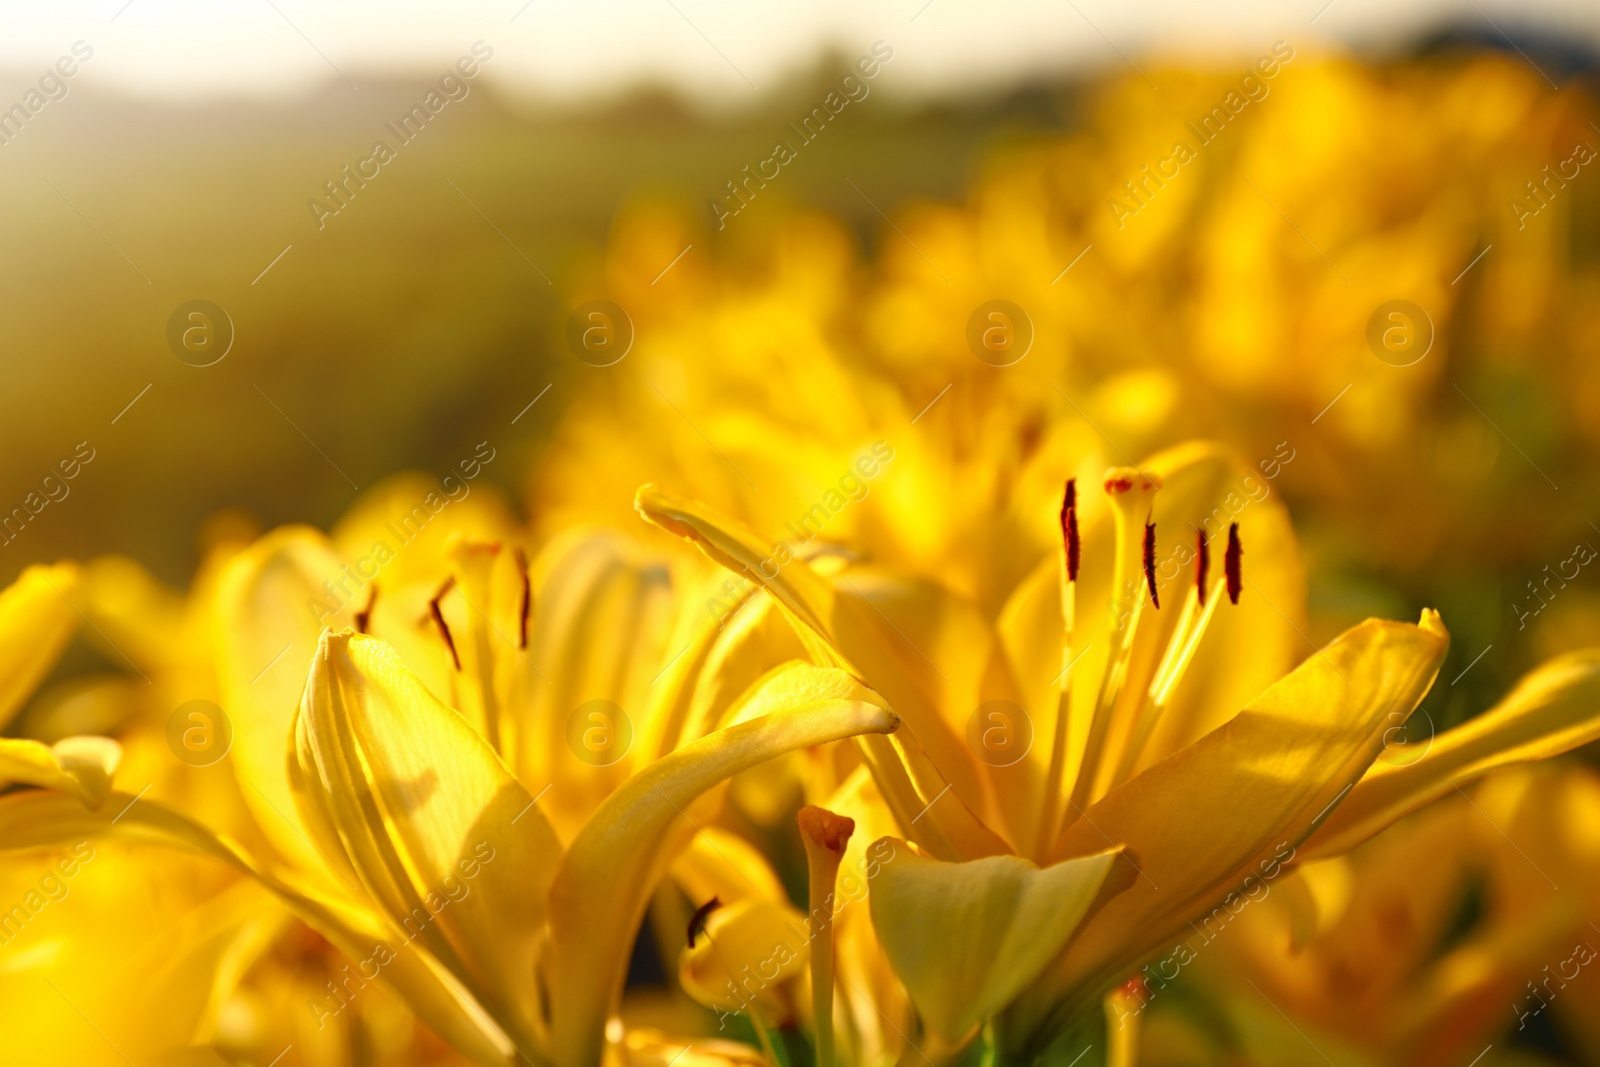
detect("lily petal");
top-left (671, 826), bottom-right (788, 904)
top-left (546, 698), bottom-right (899, 1067)
top-left (292, 630), bottom-right (562, 1049)
top-left (1304, 648), bottom-right (1600, 860)
top-left (0, 789), bottom-right (522, 1066)
top-left (0, 561), bottom-right (84, 730)
top-left (0, 735), bottom-right (121, 808)
top-left (81, 555), bottom-right (192, 672)
top-left (679, 896), bottom-right (811, 1014)
top-left (520, 530), bottom-right (674, 830)
top-left (214, 527), bottom-right (352, 873)
top-left (868, 840), bottom-right (1127, 1040)
top-left (721, 662), bottom-right (886, 726)
top-left (1005, 613), bottom-right (1449, 1055)
top-left (636, 486), bottom-right (987, 836)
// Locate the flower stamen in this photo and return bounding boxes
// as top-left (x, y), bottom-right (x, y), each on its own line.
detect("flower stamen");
top-left (1109, 525), bottom-right (1242, 787)
top-left (686, 895), bottom-right (722, 949)
top-left (1143, 520), bottom-right (1160, 610)
top-left (1036, 480), bottom-right (1082, 859)
top-left (1061, 478), bottom-right (1081, 584)
top-left (355, 583), bottom-right (377, 634)
top-left (515, 546), bottom-right (531, 650)
top-left (1226, 522), bottom-right (1243, 604)
top-left (428, 576), bottom-right (462, 671)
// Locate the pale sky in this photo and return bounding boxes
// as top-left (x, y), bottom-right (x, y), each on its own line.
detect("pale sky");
top-left (0, 0), bottom-right (1592, 105)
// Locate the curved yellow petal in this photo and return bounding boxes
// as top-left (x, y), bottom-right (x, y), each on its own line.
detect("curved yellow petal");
top-left (81, 555), bottom-right (192, 672)
top-left (694, 614), bottom-right (821, 750)
top-left (546, 698), bottom-right (899, 1067)
top-left (0, 561), bottom-right (84, 730)
top-left (872, 729), bottom-right (1014, 859)
top-left (869, 840), bottom-right (1127, 1041)
top-left (1003, 613), bottom-right (1449, 1056)
top-left (0, 735), bottom-right (121, 808)
top-left (636, 486), bottom-right (988, 838)
top-left (519, 530), bottom-right (675, 831)
top-left (679, 897), bottom-right (811, 1015)
top-left (0, 789), bottom-right (521, 1066)
top-left (722, 662), bottom-right (885, 726)
top-left (443, 535), bottom-right (527, 754)
top-left (644, 564), bottom-right (813, 758)
top-left (292, 630), bottom-right (561, 1050)
top-left (213, 526), bottom-right (352, 872)
top-left (671, 826), bottom-right (788, 905)
top-left (1304, 648), bottom-right (1600, 860)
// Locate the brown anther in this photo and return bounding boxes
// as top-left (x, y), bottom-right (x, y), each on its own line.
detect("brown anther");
top-left (687, 896), bottom-right (722, 948)
top-left (798, 805), bottom-right (856, 855)
top-left (429, 576), bottom-right (462, 671)
top-left (1225, 523), bottom-right (1243, 605)
top-left (1143, 520), bottom-right (1160, 609)
top-left (1105, 472), bottom-right (1160, 495)
top-left (355, 584), bottom-right (378, 634)
top-left (1060, 479), bottom-right (1081, 582)
top-left (515, 546), bottom-right (531, 651)
top-left (1195, 529), bottom-right (1210, 607)
top-left (1105, 474), bottom-right (1135, 494)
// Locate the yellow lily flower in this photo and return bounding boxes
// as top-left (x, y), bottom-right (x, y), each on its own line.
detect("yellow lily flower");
top-left (0, 561), bottom-right (126, 808)
top-left (1136, 656), bottom-right (1600, 1067)
top-left (0, 495), bottom-right (901, 1067)
top-left (0, 556), bottom-right (305, 1067)
top-left (632, 441), bottom-right (1600, 1064)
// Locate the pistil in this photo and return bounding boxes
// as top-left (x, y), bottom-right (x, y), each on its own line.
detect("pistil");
top-left (1034, 480), bottom-right (1080, 860)
top-left (1065, 469), bottom-right (1161, 822)
top-left (799, 805), bottom-right (855, 1067)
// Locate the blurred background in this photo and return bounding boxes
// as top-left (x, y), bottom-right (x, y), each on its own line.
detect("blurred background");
top-left (5, 1), bottom-right (1600, 1065)
top-left (3, 0), bottom-right (1597, 746)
